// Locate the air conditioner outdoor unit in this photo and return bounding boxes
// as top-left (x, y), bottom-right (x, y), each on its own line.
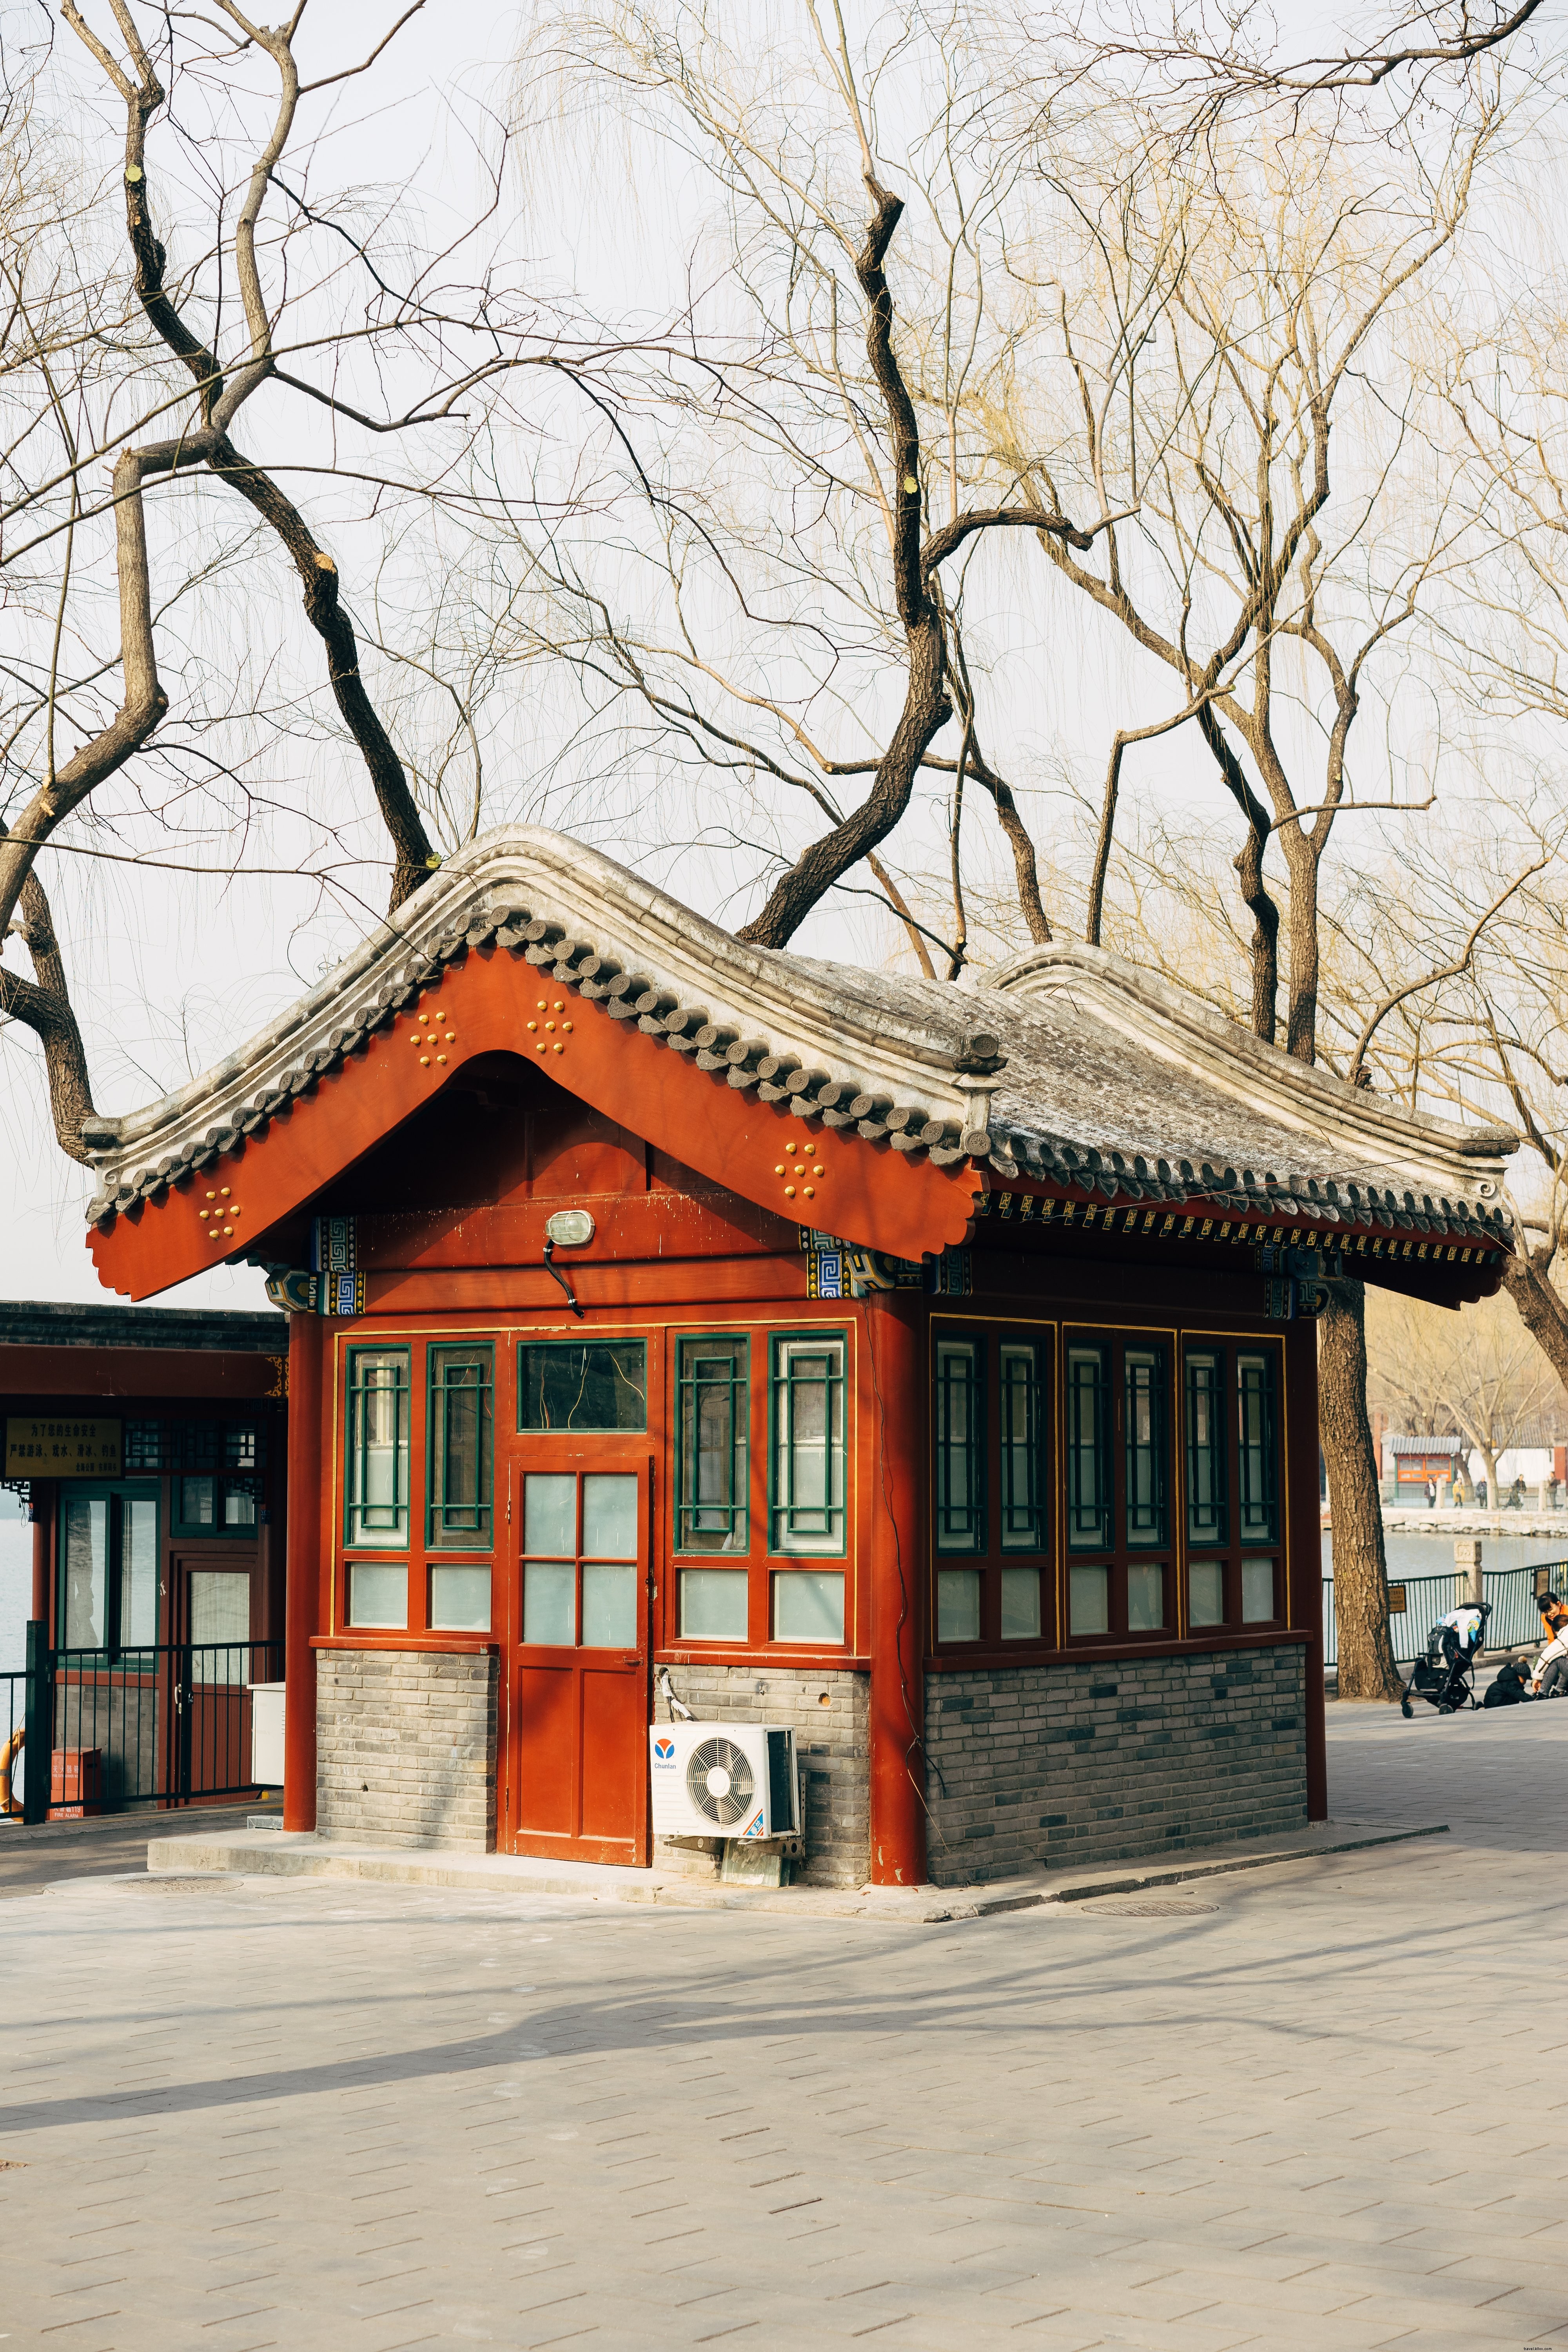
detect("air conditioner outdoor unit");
top-left (650, 1722), bottom-right (799, 1842)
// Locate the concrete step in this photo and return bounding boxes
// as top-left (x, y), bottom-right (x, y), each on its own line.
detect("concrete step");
top-left (145, 1816), bottom-right (1448, 1923)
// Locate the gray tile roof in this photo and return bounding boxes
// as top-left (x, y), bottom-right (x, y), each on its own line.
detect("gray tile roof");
top-left (78, 828), bottom-right (1515, 1249)
top-left (0, 1301), bottom-right (287, 1354)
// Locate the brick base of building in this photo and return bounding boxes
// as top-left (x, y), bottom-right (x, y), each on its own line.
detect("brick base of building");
top-left (653, 1664), bottom-right (869, 1888)
top-left (924, 1644), bottom-right (1309, 1887)
top-left (316, 1647), bottom-right (498, 1850)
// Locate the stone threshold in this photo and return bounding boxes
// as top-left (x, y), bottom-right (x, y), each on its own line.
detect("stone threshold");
top-left (144, 1817), bottom-right (1446, 1923)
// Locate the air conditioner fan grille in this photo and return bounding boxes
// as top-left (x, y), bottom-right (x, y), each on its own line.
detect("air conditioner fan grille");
top-left (686, 1736), bottom-right (755, 1828)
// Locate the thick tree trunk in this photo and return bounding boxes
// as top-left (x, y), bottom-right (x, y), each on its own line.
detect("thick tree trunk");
top-left (1196, 707), bottom-right (1279, 1045)
top-left (1282, 832), bottom-right (1320, 1064)
top-left (969, 744), bottom-right (1051, 944)
top-left (1320, 1278), bottom-right (1404, 1702)
top-left (0, 868), bottom-right (96, 1161)
top-left (737, 181), bottom-right (948, 951)
top-left (1476, 1444), bottom-right (1501, 1510)
top-left (1501, 1247), bottom-right (1568, 1390)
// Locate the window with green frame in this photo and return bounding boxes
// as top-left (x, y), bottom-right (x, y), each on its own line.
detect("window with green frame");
top-left (172, 1474), bottom-right (262, 1536)
top-left (346, 1347), bottom-right (410, 1547)
top-left (999, 1339), bottom-right (1048, 1552)
top-left (675, 1336), bottom-right (748, 1553)
top-left (1065, 1343), bottom-right (1110, 1550)
top-left (1124, 1345), bottom-right (1169, 1547)
top-left (428, 1343), bottom-right (494, 1549)
top-left (1185, 1351), bottom-right (1228, 1545)
top-left (517, 1340), bottom-right (647, 1432)
top-left (59, 1488), bottom-right (159, 1653)
top-left (931, 1329), bottom-right (1053, 1651)
top-left (1237, 1351), bottom-right (1279, 1542)
top-left (770, 1332), bottom-right (847, 1554)
top-left (934, 1338), bottom-right (983, 1553)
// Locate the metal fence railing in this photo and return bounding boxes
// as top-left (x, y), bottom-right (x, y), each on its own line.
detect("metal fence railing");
top-left (0, 1626), bottom-right (281, 1822)
top-left (1323, 1561), bottom-right (1568, 1668)
top-left (0, 1662), bottom-right (25, 1821)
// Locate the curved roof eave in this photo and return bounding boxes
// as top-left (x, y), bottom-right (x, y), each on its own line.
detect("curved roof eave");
top-left (78, 826), bottom-right (1517, 1253)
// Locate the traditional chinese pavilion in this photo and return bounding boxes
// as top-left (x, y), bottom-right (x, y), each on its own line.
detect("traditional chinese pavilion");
top-left (78, 830), bottom-right (1514, 1886)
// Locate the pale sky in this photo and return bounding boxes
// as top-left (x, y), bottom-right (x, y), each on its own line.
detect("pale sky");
top-left (2, 0), bottom-right (1561, 1312)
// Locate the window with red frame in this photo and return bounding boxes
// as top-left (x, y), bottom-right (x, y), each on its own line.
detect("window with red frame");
top-left (932, 1326), bottom-right (1054, 1647)
top-left (1183, 1340), bottom-right (1284, 1630)
top-left (1064, 1330), bottom-right (1175, 1641)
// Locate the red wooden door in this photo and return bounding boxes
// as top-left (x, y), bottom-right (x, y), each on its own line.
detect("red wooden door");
top-left (501, 1452), bottom-right (652, 1864)
top-left (174, 1561), bottom-right (256, 1797)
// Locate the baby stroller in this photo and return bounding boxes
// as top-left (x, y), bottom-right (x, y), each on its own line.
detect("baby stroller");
top-left (1399, 1601), bottom-right (1492, 1718)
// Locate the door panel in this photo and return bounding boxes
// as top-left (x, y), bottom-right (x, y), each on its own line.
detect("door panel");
top-left (514, 1665), bottom-right (577, 1838)
top-left (503, 1451), bottom-right (651, 1864)
top-left (580, 1666), bottom-right (646, 1840)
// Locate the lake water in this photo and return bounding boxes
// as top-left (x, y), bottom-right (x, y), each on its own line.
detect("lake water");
top-left (1321, 1529), bottom-right (1568, 1580)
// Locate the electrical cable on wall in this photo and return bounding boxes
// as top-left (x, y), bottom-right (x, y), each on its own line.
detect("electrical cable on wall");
top-left (542, 1235), bottom-right (584, 1318)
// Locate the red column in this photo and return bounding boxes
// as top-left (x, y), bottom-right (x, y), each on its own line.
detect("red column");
top-left (29, 1481), bottom-right (52, 1624)
top-left (1290, 1320), bottom-right (1328, 1822)
top-left (866, 1292), bottom-right (927, 1886)
top-left (283, 1313), bottom-right (324, 1832)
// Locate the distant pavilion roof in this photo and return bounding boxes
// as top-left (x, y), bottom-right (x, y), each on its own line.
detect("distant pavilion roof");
top-left (78, 829), bottom-right (1517, 1294)
top-left (0, 1299), bottom-right (286, 1353)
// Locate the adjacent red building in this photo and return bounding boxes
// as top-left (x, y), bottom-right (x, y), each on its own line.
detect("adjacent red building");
top-left (78, 831), bottom-right (1514, 1885)
top-left (1, 1300), bottom-right (287, 1817)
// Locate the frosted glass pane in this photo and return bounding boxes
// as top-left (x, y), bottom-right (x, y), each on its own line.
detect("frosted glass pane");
top-left (1069, 1564), bottom-right (1108, 1635)
top-left (1242, 1556), bottom-right (1276, 1623)
top-left (582, 1563), bottom-right (636, 1646)
top-left (583, 1474), bottom-right (638, 1558)
top-left (679, 1569), bottom-right (748, 1640)
top-left (1190, 1560), bottom-right (1225, 1627)
top-left (523, 1561), bottom-right (574, 1644)
top-left (936, 1569), bottom-right (980, 1642)
top-left (1000, 1568), bottom-right (1041, 1640)
top-left (191, 1570), bottom-right (249, 1646)
top-left (1127, 1563), bottom-right (1165, 1631)
top-left (191, 1569), bottom-right (250, 1682)
top-left (63, 1497), bottom-right (107, 1649)
top-left (349, 1563), bottom-right (406, 1630)
top-left (524, 1475), bottom-right (575, 1556)
top-left (430, 1566), bottom-right (491, 1632)
top-left (773, 1571), bottom-right (845, 1643)
top-left (121, 1498), bottom-right (159, 1646)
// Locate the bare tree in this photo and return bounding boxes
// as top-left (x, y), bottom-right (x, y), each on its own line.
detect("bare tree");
top-left (996, 95), bottom-right (1495, 1060)
top-left (1072, 2), bottom-right (1544, 110)
top-left (0, 1), bottom-right (600, 1160)
top-left (505, 1), bottom-right (1140, 960)
top-left (1367, 1285), bottom-right (1566, 1504)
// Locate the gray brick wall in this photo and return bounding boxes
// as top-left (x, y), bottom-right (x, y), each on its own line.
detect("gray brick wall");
top-left (654, 1665), bottom-right (869, 1888)
top-left (924, 1646), bottom-right (1308, 1887)
top-left (316, 1647), bottom-right (498, 1851)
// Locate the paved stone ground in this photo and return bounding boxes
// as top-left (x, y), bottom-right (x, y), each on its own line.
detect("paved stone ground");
top-left (1, 1691), bottom-right (1565, 2352)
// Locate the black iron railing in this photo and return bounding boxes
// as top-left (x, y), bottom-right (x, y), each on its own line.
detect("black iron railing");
top-left (0, 1626), bottom-right (282, 1822)
top-left (1323, 1561), bottom-right (1566, 1668)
